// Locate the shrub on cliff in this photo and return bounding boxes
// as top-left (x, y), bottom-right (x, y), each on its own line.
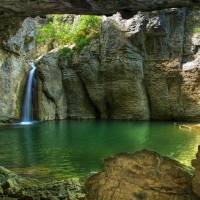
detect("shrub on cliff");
top-left (58, 47), bottom-right (73, 64)
top-left (36, 14), bottom-right (101, 52)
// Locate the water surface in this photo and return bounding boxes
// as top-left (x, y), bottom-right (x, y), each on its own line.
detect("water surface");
top-left (0, 120), bottom-right (199, 181)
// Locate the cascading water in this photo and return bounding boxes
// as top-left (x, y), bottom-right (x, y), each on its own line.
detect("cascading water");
top-left (21, 62), bottom-right (36, 125)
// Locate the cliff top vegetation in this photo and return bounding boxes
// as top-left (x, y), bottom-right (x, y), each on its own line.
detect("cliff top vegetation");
top-left (36, 14), bottom-right (101, 53)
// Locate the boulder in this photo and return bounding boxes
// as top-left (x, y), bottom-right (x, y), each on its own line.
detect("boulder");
top-left (85, 149), bottom-right (197, 200)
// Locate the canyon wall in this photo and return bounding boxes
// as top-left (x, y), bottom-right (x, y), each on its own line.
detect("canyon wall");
top-left (35, 8), bottom-right (200, 121)
top-left (0, 18), bottom-right (35, 124)
top-left (0, 8), bottom-right (200, 122)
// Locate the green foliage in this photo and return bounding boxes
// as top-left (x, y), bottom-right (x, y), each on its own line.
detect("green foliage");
top-left (70, 15), bottom-right (101, 52)
top-left (58, 47), bottom-right (73, 63)
top-left (36, 15), bottom-right (101, 53)
top-left (36, 22), bottom-right (57, 43)
top-left (194, 27), bottom-right (200, 33)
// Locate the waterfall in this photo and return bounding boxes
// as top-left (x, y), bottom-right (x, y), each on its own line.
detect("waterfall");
top-left (21, 62), bottom-right (36, 124)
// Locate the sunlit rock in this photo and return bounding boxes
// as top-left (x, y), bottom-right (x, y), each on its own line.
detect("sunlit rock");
top-left (60, 8), bottom-right (200, 120)
top-left (32, 8), bottom-right (200, 121)
top-left (0, 18), bottom-right (36, 124)
top-left (85, 149), bottom-right (197, 200)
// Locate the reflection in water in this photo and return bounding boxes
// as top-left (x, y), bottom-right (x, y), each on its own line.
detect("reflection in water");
top-left (0, 120), bottom-right (199, 181)
top-left (21, 127), bottom-right (35, 165)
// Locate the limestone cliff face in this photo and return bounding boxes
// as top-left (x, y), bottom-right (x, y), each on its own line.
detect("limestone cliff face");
top-left (74, 26), bottom-right (150, 120)
top-left (34, 49), bottom-right (68, 121)
top-left (34, 48), bottom-right (98, 120)
top-left (0, 18), bottom-right (35, 124)
top-left (144, 8), bottom-right (200, 121)
top-left (36, 8), bottom-right (200, 121)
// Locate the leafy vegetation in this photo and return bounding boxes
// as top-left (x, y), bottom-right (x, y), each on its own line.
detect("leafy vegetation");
top-left (36, 15), bottom-right (101, 53)
top-left (194, 27), bottom-right (200, 33)
top-left (58, 47), bottom-right (73, 63)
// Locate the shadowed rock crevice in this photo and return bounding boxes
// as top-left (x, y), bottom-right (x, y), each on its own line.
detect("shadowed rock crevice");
top-left (78, 75), bottom-right (101, 119)
top-left (62, 67), bottom-right (99, 119)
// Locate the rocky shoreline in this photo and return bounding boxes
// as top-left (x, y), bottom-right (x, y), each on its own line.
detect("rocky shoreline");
top-left (0, 166), bottom-right (85, 200)
top-left (1, 147), bottom-right (200, 200)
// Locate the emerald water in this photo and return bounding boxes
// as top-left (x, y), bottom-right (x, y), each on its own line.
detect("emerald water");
top-left (0, 120), bottom-right (199, 181)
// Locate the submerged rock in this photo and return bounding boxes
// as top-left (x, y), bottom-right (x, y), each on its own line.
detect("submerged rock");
top-left (85, 149), bottom-right (198, 200)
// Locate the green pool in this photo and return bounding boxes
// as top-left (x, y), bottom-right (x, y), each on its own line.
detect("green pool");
top-left (0, 120), bottom-right (199, 181)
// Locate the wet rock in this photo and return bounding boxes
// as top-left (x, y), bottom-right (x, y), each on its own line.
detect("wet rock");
top-left (0, 166), bottom-right (85, 200)
top-left (85, 149), bottom-right (197, 200)
top-left (15, 179), bottom-right (85, 200)
top-left (0, 166), bottom-right (40, 197)
top-left (0, 17), bottom-right (36, 123)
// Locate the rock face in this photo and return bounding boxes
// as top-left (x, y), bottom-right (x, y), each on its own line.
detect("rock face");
top-left (85, 149), bottom-right (197, 200)
top-left (0, 18), bottom-right (35, 124)
top-left (192, 145), bottom-right (200, 198)
top-left (74, 33), bottom-right (150, 119)
top-left (0, 0), bottom-right (200, 19)
top-left (0, 166), bottom-right (85, 200)
top-left (34, 49), bottom-right (68, 121)
top-left (36, 8), bottom-right (200, 121)
top-left (34, 48), bottom-right (98, 120)
top-left (0, 166), bottom-right (41, 198)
